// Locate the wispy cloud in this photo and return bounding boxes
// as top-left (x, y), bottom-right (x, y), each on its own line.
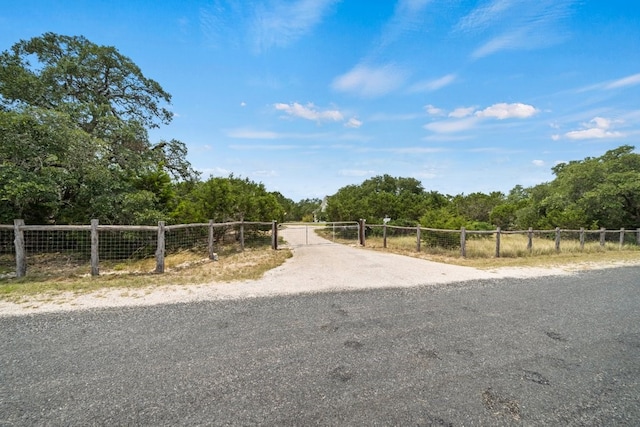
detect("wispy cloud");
top-left (409, 74), bottom-right (457, 93)
top-left (456, 0), bottom-right (576, 58)
top-left (274, 102), bottom-right (343, 122)
top-left (332, 63), bottom-right (409, 97)
top-left (579, 73), bottom-right (640, 92)
top-left (344, 118), bottom-right (363, 128)
top-left (376, 0), bottom-right (433, 49)
top-left (532, 159), bottom-right (545, 167)
top-left (562, 117), bottom-right (626, 140)
top-left (200, 0), bottom-right (338, 52)
top-left (250, 0), bottom-right (339, 52)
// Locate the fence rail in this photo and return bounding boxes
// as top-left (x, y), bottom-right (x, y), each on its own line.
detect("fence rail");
top-left (1, 219), bottom-right (278, 278)
top-left (2, 219), bottom-right (640, 279)
top-left (365, 223), bottom-right (640, 258)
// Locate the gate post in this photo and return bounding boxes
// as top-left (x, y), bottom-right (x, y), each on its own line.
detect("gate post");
top-left (359, 219), bottom-right (366, 246)
top-left (14, 219), bottom-right (26, 278)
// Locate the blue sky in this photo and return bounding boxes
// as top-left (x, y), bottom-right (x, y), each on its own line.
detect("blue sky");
top-left (2, 0), bottom-right (639, 201)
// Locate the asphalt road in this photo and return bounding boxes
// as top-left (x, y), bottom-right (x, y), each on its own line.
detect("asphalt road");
top-left (1, 267), bottom-right (639, 426)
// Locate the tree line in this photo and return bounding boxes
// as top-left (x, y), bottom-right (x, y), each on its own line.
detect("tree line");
top-left (1, 34), bottom-right (639, 230)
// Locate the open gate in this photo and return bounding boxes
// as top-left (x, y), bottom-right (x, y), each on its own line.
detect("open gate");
top-left (279, 222), bottom-right (360, 247)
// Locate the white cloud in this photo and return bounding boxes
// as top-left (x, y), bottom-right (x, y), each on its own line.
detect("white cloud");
top-left (449, 106), bottom-right (476, 118)
top-left (564, 116), bottom-right (625, 140)
top-left (604, 73), bottom-right (640, 89)
top-left (475, 103), bottom-right (538, 119)
top-left (532, 159), bottom-right (545, 166)
top-left (457, 0), bottom-right (576, 58)
top-left (424, 117), bottom-right (480, 133)
top-left (250, 0), bottom-right (339, 52)
top-left (425, 105), bottom-right (445, 116)
top-left (410, 74), bottom-right (456, 92)
top-left (274, 102), bottom-right (343, 122)
top-left (332, 64), bottom-right (409, 97)
top-left (240, 101), bottom-right (247, 107)
top-left (344, 118), bottom-right (363, 128)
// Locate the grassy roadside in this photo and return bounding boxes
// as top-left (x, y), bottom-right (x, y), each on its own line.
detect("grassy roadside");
top-left (354, 234), bottom-right (640, 269)
top-left (0, 248), bottom-right (292, 301)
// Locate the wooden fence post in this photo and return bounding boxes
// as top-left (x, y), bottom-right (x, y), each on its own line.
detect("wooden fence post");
top-left (90, 219), bottom-right (99, 276)
top-left (208, 220), bottom-right (216, 260)
top-left (155, 221), bottom-right (165, 273)
top-left (460, 227), bottom-right (466, 258)
top-left (637, 228), bottom-right (640, 247)
top-left (359, 219), bottom-right (366, 247)
top-left (271, 220), bottom-right (278, 250)
top-left (619, 228), bottom-right (625, 249)
top-left (579, 227), bottom-right (585, 251)
top-left (495, 227), bottom-right (501, 258)
top-left (240, 218), bottom-right (245, 251)
top-left (555, 227), bottom-right (561, 253)
top-left (527, 227), bottom-right (533, 253)
top-left (600, 227), bottom-right (606, 247)
top-left (416, 226), bottom-right (421, 252)
top-left (13, 219), bottom-right (26, 278)
top-left (383, 223), bottom-right (387, 249)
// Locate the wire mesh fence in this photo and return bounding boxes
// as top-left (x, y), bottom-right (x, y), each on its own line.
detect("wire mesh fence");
top-left (2, 220), bottom-right (277, 278)
top-left (363, 224), bottom-right (640, 258)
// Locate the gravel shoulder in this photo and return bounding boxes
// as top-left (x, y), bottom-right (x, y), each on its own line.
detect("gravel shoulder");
top-left (1, 227), bottom-right (637, 316)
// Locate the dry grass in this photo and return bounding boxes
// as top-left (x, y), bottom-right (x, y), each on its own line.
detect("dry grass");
top-left (355, 233), bottom-right (640, 269)
top-left (0, 247), bottom-right (292, 301)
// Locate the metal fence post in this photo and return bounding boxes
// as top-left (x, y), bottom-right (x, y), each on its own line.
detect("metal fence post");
top-left (495, 227), bottom-right (501, 258)
top-left (90, 219), bottom-right (99, 276)
top-left (155, 221), bottom-right (165, 273)
top-left (13, 219), bottom-right (26, 278)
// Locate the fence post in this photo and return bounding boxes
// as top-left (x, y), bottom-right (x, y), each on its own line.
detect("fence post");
top-left (359, 219), bottom-right (366, 247)
top-left (416, 226), bottom-right (421, 252)
top-left (271, 220), bottom-right (278, 250)
top-left (619, 228), bottom-right (625, 249)
top-left (90, 219), bottom-right (99, 276)
top-left (600, 227), bottom-right (606, 248)
top-left (240, 217), bottom-right (245, 251)
top-left (579, 227), bottom-right (585, 251)
top-left (13, 219), bottom-right (26, 278)
top-left (208, 220), bottom-right (216, 260)
top-left (460, 227), bottom-right (466, 258)
top-left (527, 227), bottom-right (533, 253)
top-left (495, 227), bottom-right (501, 258)
top-left (383, 223), bottom-right (387, 249)
top-left (155, 221), bottom-right (165, 273)
top-left (555, 227), bottom-right (561, 253)
top-left (637, 228), bottom-right (640, 247)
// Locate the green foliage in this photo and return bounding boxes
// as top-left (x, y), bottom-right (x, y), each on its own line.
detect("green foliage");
top-left (171, 175), bottom-right (285, 224)
top-left (0, 33), bottom-right (197, 224)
